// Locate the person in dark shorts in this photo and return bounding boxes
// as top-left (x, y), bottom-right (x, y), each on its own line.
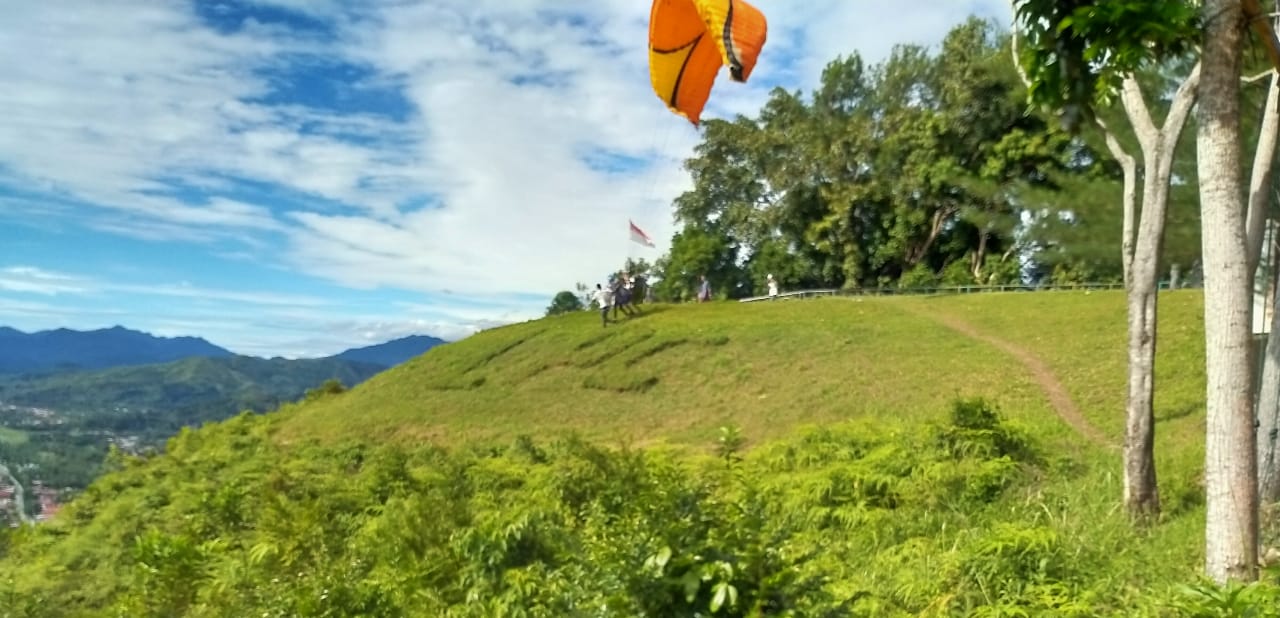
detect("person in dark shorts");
top-left (612, 274), bottom-right (638, 319)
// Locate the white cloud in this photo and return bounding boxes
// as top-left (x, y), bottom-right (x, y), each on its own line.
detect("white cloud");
top-left (0, 265), bottom-right (508, 356)
top-left (277, 0), bottom-right (1012, 296)
top-left (0, 0), bottom-right (1010, 352)
top-left (0, 297), bottom-right (131, 320)
top-left (0, 265), bottom-right (329, 308)
top-left (0, 267), bottom-right (91, 296)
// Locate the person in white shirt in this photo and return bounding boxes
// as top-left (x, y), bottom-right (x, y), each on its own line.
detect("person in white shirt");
top-left (592, 283), bottom-right (614, 327)
top-left (767, 273), bottom-right (779, 300)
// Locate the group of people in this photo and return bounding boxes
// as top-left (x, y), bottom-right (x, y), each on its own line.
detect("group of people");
top-left (589, 272), bottom-right (781, 327)
top-left (693, 273), bottom-right (778, 302)
top-left (591, 272), bottom-right (649, 327)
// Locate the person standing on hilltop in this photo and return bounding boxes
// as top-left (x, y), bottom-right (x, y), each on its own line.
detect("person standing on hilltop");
top-left (592, 283), bottom-right (614, 327)
top-left (697, 274), bottom-right (711, 302)
top-left (767, 273), bottom-right (779, 300)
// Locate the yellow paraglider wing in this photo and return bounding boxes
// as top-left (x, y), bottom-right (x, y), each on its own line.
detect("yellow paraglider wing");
top-left (648, 0), bottom-right (767, 125)
top-left (691, 0), bottom-right (767, 82)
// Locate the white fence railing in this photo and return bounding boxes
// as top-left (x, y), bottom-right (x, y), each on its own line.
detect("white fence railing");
top-left (734, 281), bottom-right (1197, 303)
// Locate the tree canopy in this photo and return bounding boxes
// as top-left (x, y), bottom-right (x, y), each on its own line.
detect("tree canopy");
top-left (645, 17), bottom-right (1203, 300)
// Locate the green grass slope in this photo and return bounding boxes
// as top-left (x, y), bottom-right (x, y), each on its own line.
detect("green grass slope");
top-left (6, 289), bottom-right (1269, 617)
top-left (280, 293), bottom-right (1135, 451)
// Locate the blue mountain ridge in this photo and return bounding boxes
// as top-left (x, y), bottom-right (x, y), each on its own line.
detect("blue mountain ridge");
top-left (0, 325), bottom-right (446, 374)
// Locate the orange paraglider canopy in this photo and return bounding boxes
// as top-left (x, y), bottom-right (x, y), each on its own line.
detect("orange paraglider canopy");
top-left (648, 0), bottom-right (767, 126)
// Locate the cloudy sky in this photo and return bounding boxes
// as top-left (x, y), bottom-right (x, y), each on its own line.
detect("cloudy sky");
top-left (0, 0), bottom-right (1009, 358)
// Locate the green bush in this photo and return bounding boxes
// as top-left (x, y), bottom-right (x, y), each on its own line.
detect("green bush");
top-left (2, 397), bottom-right (1277, 616)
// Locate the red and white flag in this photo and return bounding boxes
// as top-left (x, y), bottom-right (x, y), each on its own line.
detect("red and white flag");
top-left (629, 219), bottom-right (656, 248)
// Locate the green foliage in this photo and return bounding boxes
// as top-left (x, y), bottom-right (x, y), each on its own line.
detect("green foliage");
top-left (1012, 0), bottom-right (1201, 131)
top-left (303, 378), bottom-right (347, 402)
top-left (716, 424), bottom-right (745, 465)
top-left (545, 290), bottom-right (584, 316)
top-left (655, 17), bottom-right (1120, 291)
top-left (1162, 578), bottom-right (1280, 617)
top-left (899, 263), bottom-right (940, 289)
top-left (0, 427), bottom-right (27, 446)
top-left (0, 288), bottom-right (1247, 616)
top-left (0, 397), bottom-right (1116, 617)
top-left (652, 225), bottom-right (746, 301)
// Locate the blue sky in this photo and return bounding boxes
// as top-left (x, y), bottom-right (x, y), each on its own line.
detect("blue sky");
top-left (0, 0), bottom-right (1009, 358)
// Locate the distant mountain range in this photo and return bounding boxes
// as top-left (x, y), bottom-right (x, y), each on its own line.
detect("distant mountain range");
top-left (331, 335), bottom-right (446, 368)
top-left (0, 326), bottom-right (449, 494)
top-left (0, 325), bottom-right (233, 374)
top-left (0, 325), bottom-right (446, 375)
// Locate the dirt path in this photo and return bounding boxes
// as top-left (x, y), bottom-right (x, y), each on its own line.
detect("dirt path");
top-left (912, 306), bottom-right (1118, 450)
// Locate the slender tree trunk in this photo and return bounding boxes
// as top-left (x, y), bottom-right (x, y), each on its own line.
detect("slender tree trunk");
top-left (1258, 259), bottom-right (1280, 502)
top-left (972, 231), bottom-right (988, 281)
top-left (1123, 156), bottom-right (1176, 517)
top-left (1199, 0), bottom-right (1259, 583)
top-left (1248, 72), bottom-right (1280, 276)
top-left (910, 207), bottom-right (952, 266)
top-left (1096, 117), bottom-right (1138, 289)
top-left (1250, 39), bottom-right (1280, 505)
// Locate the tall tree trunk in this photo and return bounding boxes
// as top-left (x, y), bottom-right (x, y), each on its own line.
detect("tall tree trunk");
top-left (1199, 0), bottom-right (1259, 583)
top-left (1124, 279), bottom-right (1160, 514)
top-left (1123, 157), bottom-right (1175, 518)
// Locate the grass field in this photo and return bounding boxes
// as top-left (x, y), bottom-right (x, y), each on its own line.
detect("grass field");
top-left (0, 425), bottom-right (28, 445)
top-left (914, 290), bottom-right (1208, 479)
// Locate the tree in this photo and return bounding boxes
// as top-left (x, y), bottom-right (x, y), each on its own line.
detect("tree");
top-left (1012, 0), bottom-right (1202, 519)
top-left (1015, 0), bottom-right (1280, 583)
top-left (1197, 0), bottom-right (1258, 582)
top-left (574, 282), bottom-right (594, 309)
top-left (545, 291), bottom-right (584, 316)
top-left (651, 226), bottom-right (746, 301)
top-left (665, 19), bottom-right (1101, 292)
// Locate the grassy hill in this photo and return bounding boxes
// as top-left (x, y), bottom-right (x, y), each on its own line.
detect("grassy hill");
top-left (277, 290), bottom-right (1205, 456)
top-left (5, 289), bottom-right (1268, 617)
